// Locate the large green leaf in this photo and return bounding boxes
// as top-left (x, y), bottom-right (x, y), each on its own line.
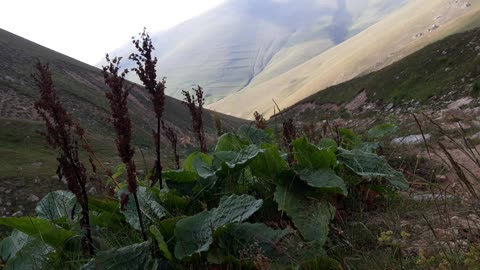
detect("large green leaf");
top-left (215, 133), bottom-right (248, 152)
top-left (182, 152), bottom-right (211, 172)
top-left (274, 185), bottom-right (335, 248)
top-left (0, 230), bottom-right (29, 262)
top-left (163, 170), bottom-right (198, 195)
top-left (296, 168), bottom-right (347, 196)
top-left (80, 242), bottom-right (162, 270)
top-left (337, 149), bottom-right (409, 190)
top-left (174, 194), bottom-right (263, 259)
top-left (0, 217), bottom-right (77, 249)
top-left (338, 128), bottom-right (363, 149)
top-left (212, 223), bottom-right (289, 260)
top-left (35, 191), bottom-right (76, 221)
top-left (150, 226), bottom-right (173, 261)
top-left (292, 138), bottom-right (336, 169)
top-left (163, 170), bottom-right (198, 183)
top-left (123, 187), bottom-right (169, 231)
top-left (250, 143), bottom-right (288, 180)
top-left (89, 196), bottom-right (120, 213)
top-left (237, 126), bottom-right (272, 145)
top-left (213, 145), bottom-right (264, 178)
top-left (318, 138), bottom-right (338, 152)
top-left (1, 232), bottom-right (54, 270)
top-left (88, 196), bottom-right (124, 229)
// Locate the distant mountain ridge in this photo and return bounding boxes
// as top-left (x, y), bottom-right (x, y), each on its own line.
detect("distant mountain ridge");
top-left (209, 0), bottom-right (480, 118)
top-left (105, 0), bottom-right (407, 104)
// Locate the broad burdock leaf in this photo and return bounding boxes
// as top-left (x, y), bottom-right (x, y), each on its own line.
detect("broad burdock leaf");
top-left (0, 217), bottom-right (77, 249)
top-left (215, 133), bottom-right (248, 152)
top-left (80, 241), bottom-right (162, 270)
top-left (274, 185), bottom-right (335, 248)
top-left (174, 194), bottom-right (263, 259)
top-left (35, 190), bottom-right (76, 221)
top-left (237, 125), bottom-right (272, 145)
top-left (250, 143), bottom-right (288, 180)
top-left (163, 170), bottom-right (198, 183)
top-left (212, 223), bottom-right (289, 261)
top-left (0, 231), bottom-right (54, 270)
top-left (0, 230), bottom-right (29, 262)
top-left (296, 168), bottom-right (347, 196)
top-left (337, 149), bottom-right (409, 190)
top-left (123, 187), bottom-right (169, 231)
top-left (163, 170), bottom-right (199, 195)
top-left (292, 138), bottom-right (337, 169)
top-left (213, 145), bottom-right (265, 178)
top-left (182, 152), bottom-right (211, 172)
top-left (318, 138), bottom-right (338, 151)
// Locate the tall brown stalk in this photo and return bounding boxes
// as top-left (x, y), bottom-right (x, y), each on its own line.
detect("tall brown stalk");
top-left (254, 111), bottom-right (268, 130)
top-left (161, 121), bottom-right (180, 170)
top-left (129, 28), bottom-right (166, 189)
top-left (102, 55), bottom-right (147, 240)
top-left (283, 119), bottom-right (297, 166)
top-left (182, 86), bottom-right (207, 153)
top-left (33, 62), bottom-right (95, 256)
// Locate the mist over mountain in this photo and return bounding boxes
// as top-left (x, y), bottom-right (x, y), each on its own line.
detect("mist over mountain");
top-left (105, 0), bottom-right (406, 103)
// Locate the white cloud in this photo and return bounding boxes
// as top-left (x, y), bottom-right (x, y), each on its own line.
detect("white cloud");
top-left (0, 0), bottom-right (224, 65)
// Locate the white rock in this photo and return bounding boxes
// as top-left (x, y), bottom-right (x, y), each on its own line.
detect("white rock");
top-left (12, 211), bottom-right (23, 217)
top-left (27, 194), bottom-right (40, 202)
top-left (392, 134), bottom-right (431, 145)
top-left (413, 194), bottom-right (456, 201)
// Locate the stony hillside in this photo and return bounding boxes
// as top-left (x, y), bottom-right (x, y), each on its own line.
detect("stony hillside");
top-left (0, 28), bottom-right (246, 179)
top-left (278, 27), bottom-right (480, 123)
top-left (106, 0), bottom-right (406, 104)
top-left (209, 0), bottom-right (480, 118)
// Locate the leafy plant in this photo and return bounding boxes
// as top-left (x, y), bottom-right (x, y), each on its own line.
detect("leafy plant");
top-left (0, 124), bottom-right (408, 269)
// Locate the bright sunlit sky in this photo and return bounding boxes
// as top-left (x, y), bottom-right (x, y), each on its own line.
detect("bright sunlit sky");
top-left (1, 0), bottom-right (224, 65)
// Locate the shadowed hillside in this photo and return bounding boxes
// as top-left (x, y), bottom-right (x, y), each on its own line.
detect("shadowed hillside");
top-left (0, 28), bottom-right (247, 179)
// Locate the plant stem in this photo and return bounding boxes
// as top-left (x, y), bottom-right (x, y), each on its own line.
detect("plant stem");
top-left (132, 191), bottom-right (147, 241)
top-left (156, 116), bottom-right (163, 189)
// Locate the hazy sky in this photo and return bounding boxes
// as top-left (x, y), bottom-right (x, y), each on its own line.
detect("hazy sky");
top-left (1, 0), bottom-right (224, 65)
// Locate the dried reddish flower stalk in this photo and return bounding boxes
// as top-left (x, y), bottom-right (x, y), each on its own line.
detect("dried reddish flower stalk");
top-left (182, 86), bottom-right (207, 153)
top-left (162, 121), bottom-right (180, 169)
top-left (283, 119), bottom-right (297, 166)
top-left (129, 28), bottom-right (166, 189)
top-left (33, 62), bottom-right (95, 256)
top-left (253, 111), bottom-right (268, 130)
top-left (102, 55), bottom-right (147, 240)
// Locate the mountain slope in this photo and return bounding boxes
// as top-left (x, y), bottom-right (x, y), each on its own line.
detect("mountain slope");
top-left (209, 0), bottom-right (480, 118)
top-left (107, 0), bottom-right (406, 103)
top-left (280, 26), bottom-right (480, 121)
top-left (0, 28), bottom-right (246, 178)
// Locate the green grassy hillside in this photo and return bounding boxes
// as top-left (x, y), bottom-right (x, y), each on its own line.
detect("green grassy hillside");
top-left (0, 28), bottom-right (247, 179)
top-left (280, 27), bottom-right (480, 120)
top-left (210, 0), bottom-right (480, 118)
